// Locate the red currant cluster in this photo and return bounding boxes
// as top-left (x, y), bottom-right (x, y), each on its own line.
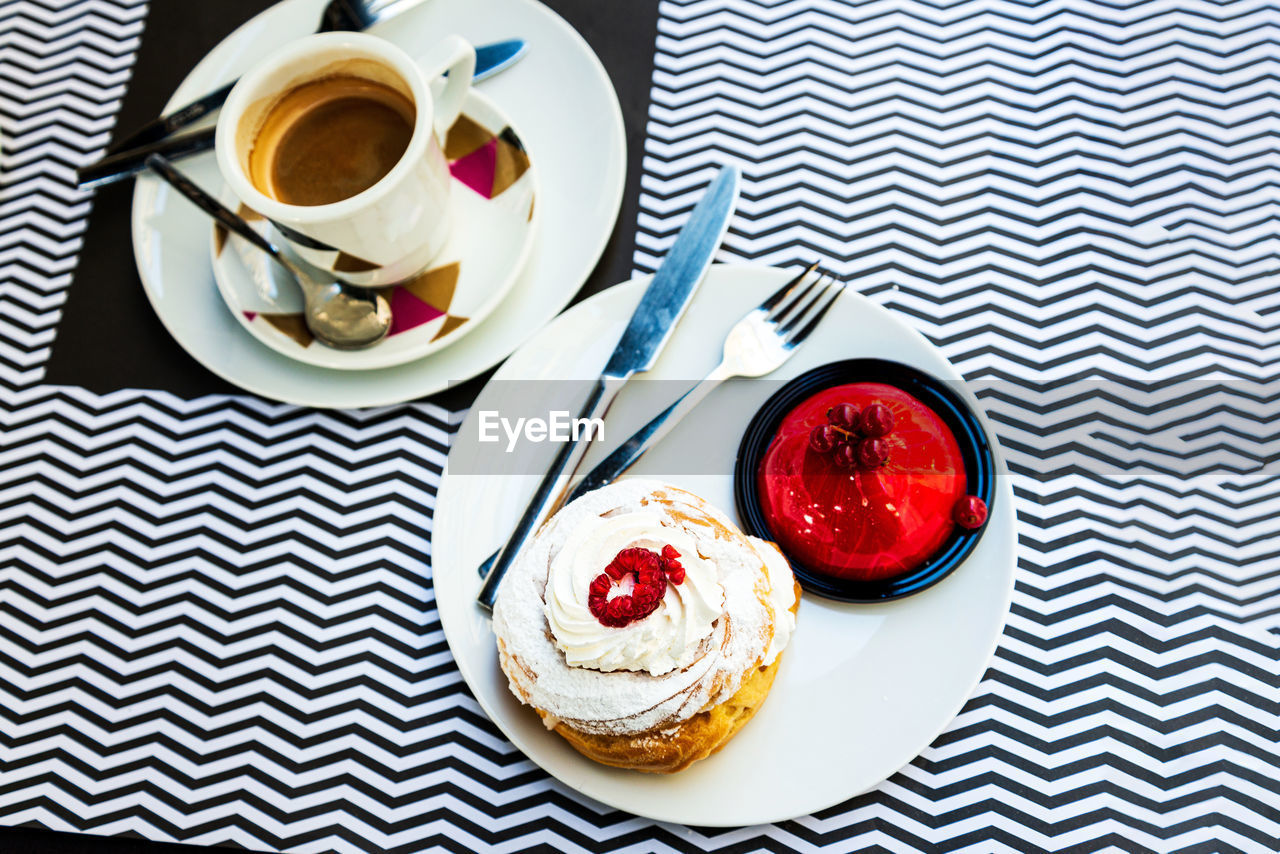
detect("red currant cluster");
top-left (587, 545), bottom-right (686, 628)
top-left (809, 402), bottom-right (896, 469)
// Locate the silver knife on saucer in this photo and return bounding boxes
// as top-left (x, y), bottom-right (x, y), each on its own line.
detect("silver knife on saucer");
top-left (475, 164), bottom-right (741, 611)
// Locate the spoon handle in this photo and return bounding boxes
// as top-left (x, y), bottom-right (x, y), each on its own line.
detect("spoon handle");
top-left (145, 154), bottom-right (281, 261)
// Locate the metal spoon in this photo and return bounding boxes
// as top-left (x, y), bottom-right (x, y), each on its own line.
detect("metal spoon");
top-left (145, 153), bottom-right (392, 350)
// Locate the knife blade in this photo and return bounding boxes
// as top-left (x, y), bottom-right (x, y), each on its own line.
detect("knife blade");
top-left (79, 39), bottom-right (529, 190)
top-left (474, 165), bottom-right (741, 610)
top-left (78, 128), bottom-right (217, 191)
top-left (105, 81), bottom-right (236, 155)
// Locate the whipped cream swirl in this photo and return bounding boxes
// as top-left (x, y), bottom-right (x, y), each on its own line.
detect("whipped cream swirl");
top-left (544, 509), bottom-right (723, 675)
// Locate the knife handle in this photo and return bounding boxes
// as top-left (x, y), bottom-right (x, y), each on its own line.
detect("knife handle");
top-left (77, 127), bottom-right (215, 190)
top-left (106, 81), bottom-right (236, 154)
top-left (475, 376), bottom-right (625, 611)
top-left (564, 362), bottom-right (732, 507)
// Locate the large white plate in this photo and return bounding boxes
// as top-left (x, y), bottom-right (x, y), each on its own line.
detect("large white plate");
top-left (130, 0), bottom-right (625, 408)
top-left (433, 266), bottom-right (1018, 826)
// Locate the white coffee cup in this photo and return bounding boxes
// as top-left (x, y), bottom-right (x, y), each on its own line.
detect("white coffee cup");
top-left (216, 32), bottom-right (475, 287)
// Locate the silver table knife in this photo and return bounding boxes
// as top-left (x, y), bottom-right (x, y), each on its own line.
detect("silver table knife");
top-left (474, 165), bottom-right (741, 611)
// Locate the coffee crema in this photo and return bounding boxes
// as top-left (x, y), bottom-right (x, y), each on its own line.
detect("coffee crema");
top-left (248, 75), bottom-right (415, 207)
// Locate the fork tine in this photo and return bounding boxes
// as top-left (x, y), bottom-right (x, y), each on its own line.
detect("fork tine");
top-left (778, 274), bottom-right (838, 336)
top-left (759, 261), bottom-right (818, 314)
top-left (318, 0), bottom-right (366, 30)
top-left (785, 278), bottom-right (845, 346)
top-left (359, 0), bottom-right (417, 19)
top-left (768, 268), bottom-right (825, 325)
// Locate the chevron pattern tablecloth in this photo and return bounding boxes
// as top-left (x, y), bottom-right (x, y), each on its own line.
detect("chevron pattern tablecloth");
top-left (2, 0), bottom-right (1279, 852)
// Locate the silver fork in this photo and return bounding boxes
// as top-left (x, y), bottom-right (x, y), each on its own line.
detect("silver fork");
top-left (562, 263), bottom-right (844, 505)
top-left (106, 0), bottom-right (432, 153)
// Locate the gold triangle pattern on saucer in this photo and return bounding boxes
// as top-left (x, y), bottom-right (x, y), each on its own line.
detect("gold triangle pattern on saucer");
top-left (447, 114), bottom-right (532, 200)
top-left (260, 313), bottom-right (313, 348)
top-left (431, 315), bottom-right (468, 342)
top-left (444, 114), bottom-right (492, 160)
top-left (334, 252), bottom-right (380, 273)
top-left (388, 261), bottom-right (462, 337)
top-left (403, 261), bottom-right (459, 308)
top-left (493, 127), bottom-right (531, 197)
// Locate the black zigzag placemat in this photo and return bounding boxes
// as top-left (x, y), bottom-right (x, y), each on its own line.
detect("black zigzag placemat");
top-left (0, 0), bottom-right (1278, 851)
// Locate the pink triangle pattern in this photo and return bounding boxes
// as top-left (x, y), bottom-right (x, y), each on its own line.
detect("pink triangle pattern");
top-left (243, 311), bottom-right (257, 322)
top-left (449, 137), bottom-right (498, 198)
top-left (388, 287), bottom-right (445, 336)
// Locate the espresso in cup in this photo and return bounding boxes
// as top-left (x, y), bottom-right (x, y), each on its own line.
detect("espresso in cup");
top-left (248, 75), bottom-right (415, 207)
top-left (217, 33), bottom-right (477, 287)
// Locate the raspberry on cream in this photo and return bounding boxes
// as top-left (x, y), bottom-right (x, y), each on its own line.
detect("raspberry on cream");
top-left (543, 505), bottom-right (723, 676)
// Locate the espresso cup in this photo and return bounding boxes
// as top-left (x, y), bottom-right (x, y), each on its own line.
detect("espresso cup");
top-left (216, 32), bottom-right (475, 287)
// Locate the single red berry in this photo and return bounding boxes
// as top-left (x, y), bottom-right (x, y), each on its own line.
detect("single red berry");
top-left (833, 442), bottom-right (857, 469)
top-left (634, 591), bottom-right (662, 618)
top-left (827, 403), bottom-right (860, 429)
top-left (640, 568), bottom-right (670, 606)
top-left (658, 545), bottom-right (686, 586)
top-left (619, 548), bottom-right (650, 574)
top-left (809, 424), bottom-right (838, 453)
top-left (856, 437), bottom-right (888, 468)
top-left (953, 495), bottom-right (988, 529)
top-left (859, 403), bottom-right (895, 437)
top-left (587, 592), bottom-right (608, 622)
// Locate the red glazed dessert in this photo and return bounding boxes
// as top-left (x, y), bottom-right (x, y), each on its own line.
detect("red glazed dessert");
top-left (757, 382), bottom-right (967, 581)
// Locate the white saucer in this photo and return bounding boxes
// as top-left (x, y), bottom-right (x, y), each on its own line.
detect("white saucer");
top-left (211, 89), bottom-right (537, 371)
top-left (131, 0), bottom-right (624, 407)
top-left (433, 266), bottom-right (1017, 827)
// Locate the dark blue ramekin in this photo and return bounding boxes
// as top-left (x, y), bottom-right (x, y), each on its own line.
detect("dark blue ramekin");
top-left (734, 359), bottom-right (997, 603)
